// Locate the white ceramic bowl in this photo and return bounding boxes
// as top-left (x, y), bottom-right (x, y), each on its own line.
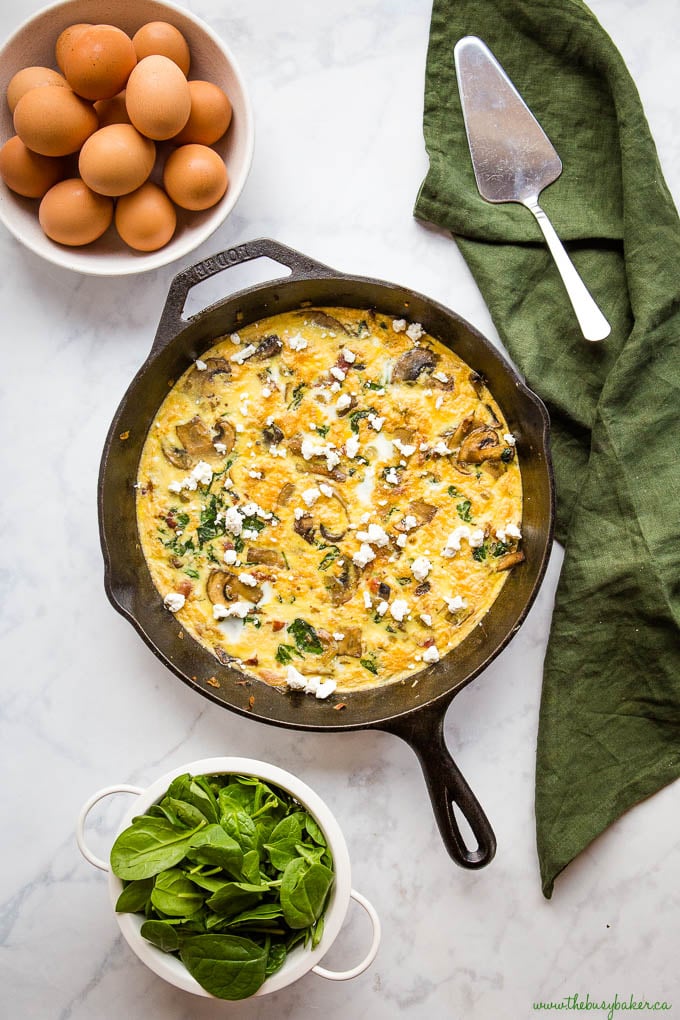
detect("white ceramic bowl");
top-left (0, 0), bottom-right (254, 275)
top-left (77, 757), bottom-right (380, 998)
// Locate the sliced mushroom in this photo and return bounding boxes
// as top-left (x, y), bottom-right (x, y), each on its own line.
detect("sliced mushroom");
top-left (292, 310), bottom-right (351, 334)
top-left (377, 581), bottom-right (391, 600)
top-left (414, 581), bottom-right (431, 596)
top-left (298, 458), bottom-right (347, 482)
top-left (392, 347), bottom-right (439, 383)
top-left (468, 370), bottom-right (486, 398)
top-left (213, 417), bottom-right (236, 454)
top-left (494, 550), bottom-right (526, 572)
top-left (320, 523), bottom-right (346, 542)
top-left (484, 403), bottom-right (501, 428)
top-left (252, 333), bottom-right (283, 360)
top-left (408, 499), bottom-right (439, 524)
top-left (336, 627), bottom-right (363, 657)
top-left (294, 514), bottom-right (316, 544)
top-left (246, 547), bottom-right (285, 568)
top-left (263, 422), bottom-right (284, 446)
top-left (176, 416), bottom-right (215, 457)
top-left (326, 561), bottom-right (360, 606)
top-left (276, 481), bottom-right (296, 506)
top-left (184, 357), bottom-right (232, 396)
top-left (206, 569), bottom-right (263, 605)
top-left (161, 438), bottom-right (193, 470)
top-left (458, 426), bottom-right (505, 464)
top-left (447, 415), bottom-right (479, 449)
top-left (393, 427), bottom-right (415, 444)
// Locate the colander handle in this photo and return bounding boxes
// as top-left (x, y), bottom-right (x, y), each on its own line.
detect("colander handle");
top-left (152, 238), bottom-right (340, 349)
top-left (76, 785), bottom-right (144, 871)
top-left (312, 890), bottom-right (381, 981)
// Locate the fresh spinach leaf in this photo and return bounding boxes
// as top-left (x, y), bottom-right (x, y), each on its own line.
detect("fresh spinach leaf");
top-left (110, 818), bottom-right (206, 880)
top-left (186, 824), bottom-right (243, 877)
top-left (151, 869), bottom-right (206, 917)
top-left (115, 878), bottom-right (153, 913)
top-left (280, 860), bottom-right (334, 929)
top-left (180, 935), bottom-right (268, 1000)
top-left (140, 919), bottom-right (181, 953)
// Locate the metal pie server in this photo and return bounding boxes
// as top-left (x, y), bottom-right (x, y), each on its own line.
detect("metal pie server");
top-left (454, 36), bottom-right (610, 342)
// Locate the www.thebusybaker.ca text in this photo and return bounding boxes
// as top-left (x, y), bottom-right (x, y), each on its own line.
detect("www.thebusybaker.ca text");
top-left (533, 992), bottom-right (672, 1020)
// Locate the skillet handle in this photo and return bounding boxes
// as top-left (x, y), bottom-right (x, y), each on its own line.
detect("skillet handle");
top-left (152, 238), bottom-right (338, 350)
top-left (382, 703), bottom-right (496, 869)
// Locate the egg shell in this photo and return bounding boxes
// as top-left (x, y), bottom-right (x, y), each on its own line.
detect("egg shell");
top-left (6, 67), bottom-right (69, 114)
top-left (39, 177), bottom-right (113, 245)
top-left (125, 55), bottom-right (191, 141)
top-left (13, 85), bottom-right (98, 157)
top-left (93, 91), bottom-right (131, 127)
top-left (62, 24), bottom-right (137, 101)
top-left (0, 135), bottom-right (67, 198)
top-left (115, 181), bottom-right (177, 251)
top-left (78, 124), bottom-right (155, 197)
top-left (172, 80), bottom-right (232, 146)
top-left (163, 143), bottom-right (228, 211)
top-left (132, 22), bottom-right (191, 76)
top-left (55, 23), bottom-right (91, 72)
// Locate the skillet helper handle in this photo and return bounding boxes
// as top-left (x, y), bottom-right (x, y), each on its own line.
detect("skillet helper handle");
top-left (385, 705), bottom-right (496, 869)
top-left (153, 237), bottom-right (338, 346)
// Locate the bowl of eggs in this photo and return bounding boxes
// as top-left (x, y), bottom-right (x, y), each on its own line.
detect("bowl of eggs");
top-left (0, 0), bottom-right (254, 274)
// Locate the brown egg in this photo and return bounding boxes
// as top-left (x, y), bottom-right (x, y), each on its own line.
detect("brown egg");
top-left (79, 124), bottom-right (155, 196)
top-left (125, 55), bottom-right (191, 140)
top-left (62, 24), bottom-right (137, 101)
top-left (39, 177), bottom-right (113, 245)
top-left (115, 181), bottom-right (177, 251)
top-left (14, 85), bottom-right (98, 156)
top-left (0, 135), bottom-right (66, 198)
top-left (163, 143), bottom-right (228, 210)
top-left (6, 66), bottom-right (69, 114)
top-left (94, 91), bottom-right (131, 127)
top-left (172, 81), bottom-right (232, 146)
top-left (132, 22), bottom-right (191, 76)
top-left (55, 23), bottom-right (91, 72)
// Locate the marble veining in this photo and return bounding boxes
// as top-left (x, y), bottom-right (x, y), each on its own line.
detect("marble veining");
top-left (0, 1), bottom-right (678, 1018)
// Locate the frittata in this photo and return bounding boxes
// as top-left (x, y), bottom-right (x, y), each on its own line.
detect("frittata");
top-left (136, 307), bottom-right (524, 697)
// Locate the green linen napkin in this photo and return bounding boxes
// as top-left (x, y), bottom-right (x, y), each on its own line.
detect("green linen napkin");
top-left (415, 0), bottom-right (680, 897)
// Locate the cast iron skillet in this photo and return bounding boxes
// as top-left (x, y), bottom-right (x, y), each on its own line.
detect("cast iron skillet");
top-left (99, 238), bottom-right (554, 870)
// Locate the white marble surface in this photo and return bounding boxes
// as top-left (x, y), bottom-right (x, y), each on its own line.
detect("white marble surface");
top-left (1, 1), bottom-right (678, 1017)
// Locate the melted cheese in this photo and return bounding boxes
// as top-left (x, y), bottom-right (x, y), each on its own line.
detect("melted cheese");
top-left (136, 308), bottom-right (523, 693)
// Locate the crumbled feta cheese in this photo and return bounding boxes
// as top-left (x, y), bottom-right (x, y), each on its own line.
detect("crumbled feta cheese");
top-left (357, 522), bottom-right (390, 547)
top-left (238, 573), bottom-right (258, 587)
top-left (319, 483), bottom-right (333, 498)
top-left (359, 511), bottom-right (371, 524)
top-left (288, 332), bottom-right (308, 352)
top-left (435, 395), bottom-right (444, 410)
top-left (214, 441), bottom-right (227, 455)
top-left (384, 468), bottom-right (400, 485)
top-left (345, 435), bottom-right (360, 459)
top-left (353, 543), bottom-right (376, 568)
top-left (503, 433), bottom-right (517, 446)
top-left (396, 533), bottom-right (407, 548)
top-left (214, 601), bottom-right (251, 620)
top-left (261, 387), bottom-right (272, 398)
top-left (411, 556), bottom-right (432, 581)
top-left (315, 678), bottom-right (337, 700)
top-left (402, 514), bottom-right (418, 532)
top-left (168, 480), bottom-right (183, 494)
top-left (392, 438), bottom-right (416, 457)
top-left (223, 475), bottom-right (233, 489)
top-left (269, 445), bottom-right (287, 458)
top-left (164, 592), bottom-right (185, 613)
top-left (432, 371), bottom-right (449, 383)
top-left (390, 599), bottom-right (410, 622)
top-left (420, 613), bottom-right (433, 627)
top-left (224, 506), bottom-right (244, 536)
top-left (376, 601), bottom-right (389, 617)
top-left (468, 528), bottom-right (485, 548)
top-left (235, 423), bottom-right (244, 433)
top-left (496, 522), bottom-right (522, 543)
top-left (330, 366), bottom-right (346, 382)
top-left (300, 437), bottom-right (340, 471)
top-left (230, 332), bottom-right (241, 345)
top-left (444, 595), bottom-right (467, 612)
top-left (294, 507), bottom-right (305, 520)
top-left (367, 413), bottom-right (384, 431)
top-left (286, 665), bottom-right (307, 690)
top-left (363, 590), bottom-right (373, 609)
top-left (333, 632), bottom-right (345, 641)
top-left (336, 393), bottom-right (352, 411)
top-left (195, 359), bottom-right (207, 371)
top-left (442, 526), bottom-right (469, 556)
top-left (422, 644), bottom-right (440, 663)
top-left (330, 381), bottom-right (341, 392)
top-left (406, 322), bottom-right (425, 341)
top-left (302, 486), bottom-right (321, 507)
top-left (432, 441), bottom-right (451, 456)
top-left (342, 347), bottom-right (356, 363)
top-left (392, 318), bottom-right (407, 333)
top-left (249, 470), bottom-right (262, 479)
top-left (224, 549), bottom-right (238, 565)
top-left (231, 343), bottom-right (256, 364)
top-left (419, 442), bottom-right (430, 452)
